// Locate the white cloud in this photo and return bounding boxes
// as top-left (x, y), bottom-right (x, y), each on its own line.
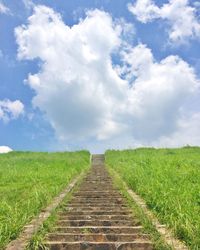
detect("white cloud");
top-left (0, 146), bottom-right (13, 153)
top-left (119, 43), bottom-right (200, 141)
top-left (0, 99), bottom-right (24, 122)
top-left (0, 1), bottom-right (10, 14)
top-left (15, 5), bottom-right (200, 150)
top-left (15, 6), bottom-right (126, 141)
top-left (128, 0), bottom-right (200, 44)
top-left (23, 0), bottom-right (34, 10)
top-left (154, 112), bottom-right (200, 147)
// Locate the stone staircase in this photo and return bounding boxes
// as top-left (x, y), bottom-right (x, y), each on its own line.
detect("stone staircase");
top-left (43, 154), bottom-right (153, 249)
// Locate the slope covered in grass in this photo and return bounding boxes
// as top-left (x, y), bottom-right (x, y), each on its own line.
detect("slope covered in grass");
top-left (105, 147), bottom-right (200, 249)
top-left (0, 151), bottom-right (90, 249)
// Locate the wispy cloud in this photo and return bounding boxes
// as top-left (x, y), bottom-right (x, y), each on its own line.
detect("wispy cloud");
top-left (0, 1), bottom-right (11, 14)
top-left (128, 0), bottom-right (200, 44)
top-left (0, 99), bottom-right (24, 123)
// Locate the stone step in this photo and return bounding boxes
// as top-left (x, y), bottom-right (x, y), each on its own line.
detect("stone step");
top-left (59, 211), bottom-right (133, 216)
top-left (70, 198), bottom-right (125, 203)
top-left (80, 184), bottom-right (113, 186)
top-left (79, 187), bottom-right (114, 190)
top-left (43, 155), bottom-right (153, 250)
top-left (56, 219), bottom-right (140, 227)
top-left (67, 201), bottom-right (126, 206)
top-left (44, 241), bottom-right (153, 250)
top-left (73, 195), bottom-right (122, 199)
top-left (46, 233), bottom-right (150, 242)
top-left (58, 215), bottom-right (134, 220)
top-left (70, 197), bottom-right (125, 203)
top-left (74, 191), bottom-right (121, 195)
top-left (84, 180), bottom-right (112, 184)
top-left (84, 178), bottom-right (112, 182)
top-left (73, 194), bottom-right (122, 198)
top-left (65, 206), bottom-right (129, 212)
top-left (53, 226), bottom-right (144, 234)
top-left (65, 204), bottom-right (128, 208)
top-left (78, 186), bottom-right (114, 188)
top-left (64, 207), bottom-right (131, 212)
top-left (78, 190), bottom-right (116, 192)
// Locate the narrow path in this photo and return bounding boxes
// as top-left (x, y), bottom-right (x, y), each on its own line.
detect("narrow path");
top-left (44, 155), bottom-right (153, 249)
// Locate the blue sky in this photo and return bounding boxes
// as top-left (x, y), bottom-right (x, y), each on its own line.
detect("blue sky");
top-left (0, 0), bottom-right (200, 152)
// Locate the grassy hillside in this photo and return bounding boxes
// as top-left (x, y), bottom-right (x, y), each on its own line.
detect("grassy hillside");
top-left (0, 151), bottom-right (90, 249)
top-left (105, 147), bottom-right (200, 249)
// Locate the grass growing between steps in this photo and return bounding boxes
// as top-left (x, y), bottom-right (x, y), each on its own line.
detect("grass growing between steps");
top-left (0, 151), bottom-right (90, 249)
top-left (105, 147), bottom-right (200, 249)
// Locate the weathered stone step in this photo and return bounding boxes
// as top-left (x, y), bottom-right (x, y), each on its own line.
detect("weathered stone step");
top-left (43, 155), bottom-right (152, 250)
top-left (70, 198), bottom-right (124, 202)
top-left (68, 201), bottom-right (126, 206)
top-left (58, 215), bottom-right (134, 220)
top-left (53, 226), bottom-right (144, 234)
top-left (79, 187), bottom-right (114, 190)
top-left (83, 182), bottom-right (112, 184)
top-left (65, 207), bottom-right (131, 212)
top-left (73, 195), bottom-right (122, 199)
top-left (56, 219), bottom-right (140, 227)
top-left (80, 182), bottom-right (113, 185)
top-left (44, 241), bottom-right (153, 250)
top-left (80, 186), bottom-right (114, 188)
top-left (85, 178), bottom-right (111, 179)
top-left (59, 211), bottom-right (132, 216)
top-left (46, 233), bottom-right (150, 242)
top-left (78, 190), bottom-right (116, 193)
top-left (73, 194), bottom-right (122, 198)
top-left (66, 204), bottom-right (128, 208)
top-left (75, 191), bottom-right (120, 194)
top-left (70, 198), bottom-right (124, 203)
top-left (83, 179), bottom-right (112, 182)
top-left (84, 179), bottom-right (112, 181)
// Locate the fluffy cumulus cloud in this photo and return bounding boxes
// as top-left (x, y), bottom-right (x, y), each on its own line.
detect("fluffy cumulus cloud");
top-left (128, 0), bottom-right (200, 44)
top-left (15, 6), bottom-right (127, 141)
top-left (121, 44), bottom-right (199, 141)
top-left (155, 113), bottom-right (200, 147)
top-left (0, 99), bottom-right (24, 122)
top-left (0, 1), bottom-right (10, 14)
top-left (15, 5), bottom-right (200, 149)
top-left (0, 146), bottom-right (13, 153)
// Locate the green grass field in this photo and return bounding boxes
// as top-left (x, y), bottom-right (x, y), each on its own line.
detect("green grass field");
top-left (0, 151), bottom-right (90, 249)
top-left (105, 147), bottom-right (200, 249)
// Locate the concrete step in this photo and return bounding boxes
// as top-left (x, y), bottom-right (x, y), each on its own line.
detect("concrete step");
top-left (59, 211), bottom-right (133, 216)
top-left (58, 215), bottom-right (134, 220)
top-left (73, 194), bottom-right (122, 198)
top-left (67, 202), bottom-right (127, 207)
top-left (73, 195), bottom-right (122, 199)
top-left (65, 204), bottom-right (128, 208)
top-left (43, 155), bottom-right (153, 250)
top-left (52, 226), bottom-right (144, 234)
top-left (79, 187), bottom-right (114, 191)
top-left (46, 233), bottom-right (150, 242)
top-left (65, 207), bottom-right (130, 212)
top-left (44, 241), bottom-right (153, 250)
top-left (70, 199), bottom-right (125, 204)
top-left (78, 188), bottom-right (116, 190)
top-left (74, 191), bottom-right (121, 195)
top-left (56, 220), bottom-right (140, 227)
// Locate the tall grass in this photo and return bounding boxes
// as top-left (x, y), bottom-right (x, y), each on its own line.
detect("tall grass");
top-left (0, 151), bottom-right (90, 249)
top-left (105, 147), bottom-right (200, 249)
